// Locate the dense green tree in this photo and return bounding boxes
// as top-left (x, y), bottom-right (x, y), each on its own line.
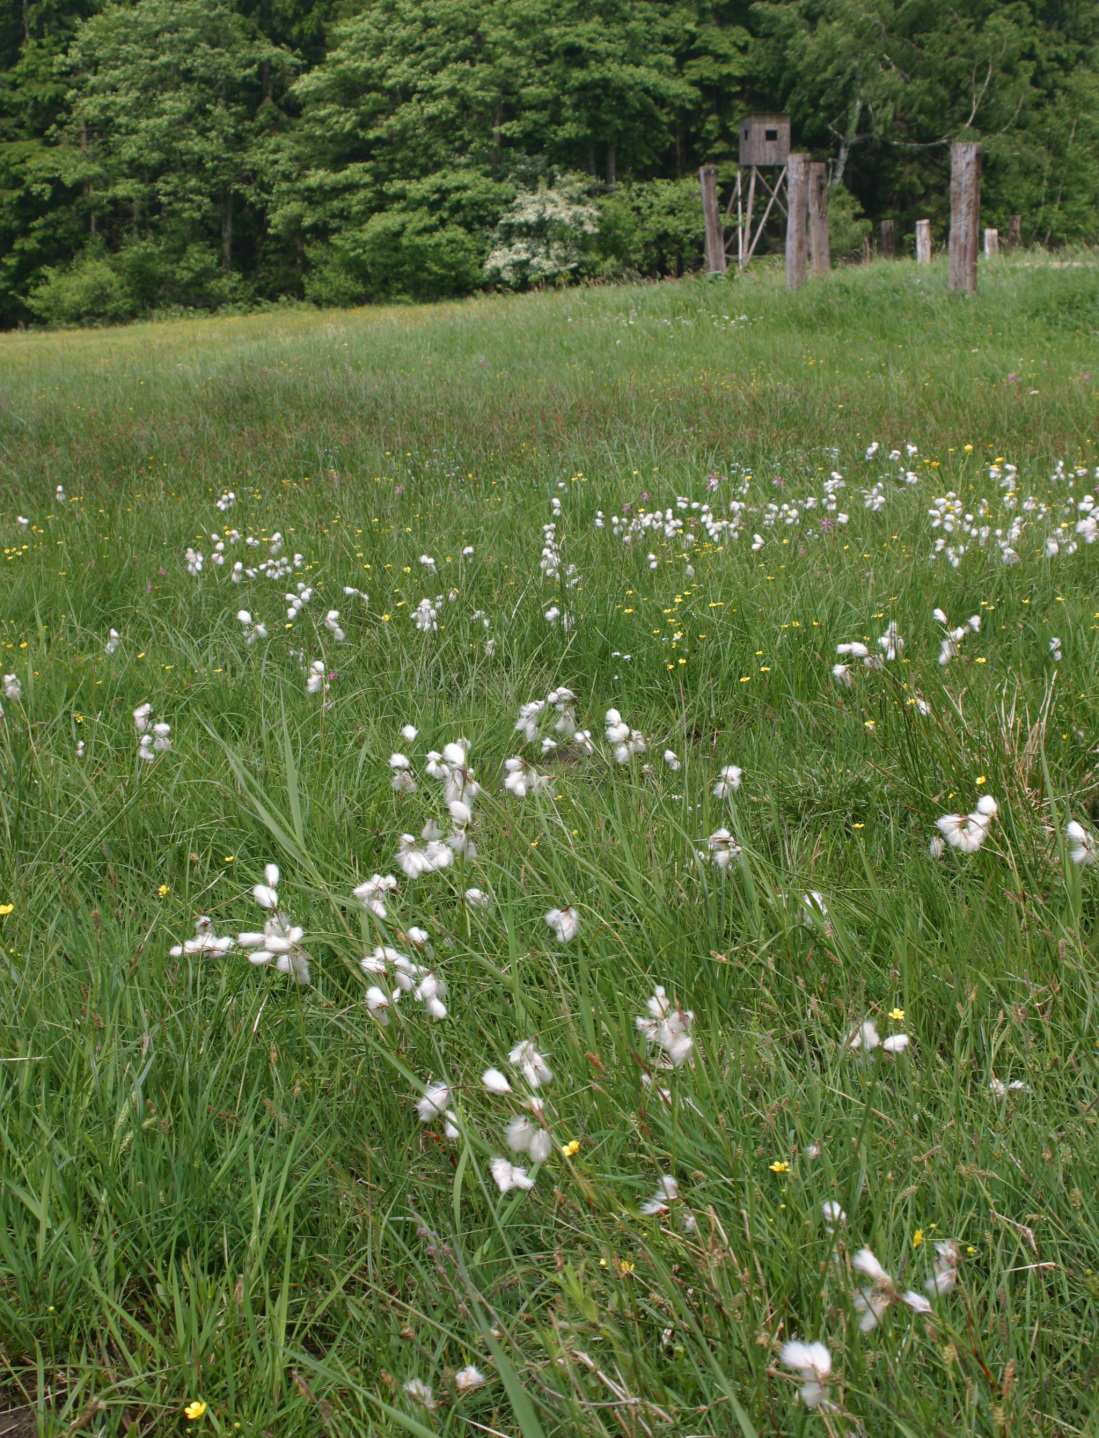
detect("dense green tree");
top-left (0, 0), bottom-right (100, 323)
top-left (0, 0), bottom-right (1096, 323)
top-left (52, 0), bottom-right (295, 287)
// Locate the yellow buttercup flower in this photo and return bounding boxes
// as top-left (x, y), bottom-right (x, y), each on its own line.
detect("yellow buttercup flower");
top-left (888, 1007), bottom-right (905, 1022)
top-left (769, 1160), bottom-right (790, 1174)
top-left (0, 904), bottom-right (13, 916)
top-left (561, 1139), bottom-right (580, 1159)
top-left (183, 1400), bottom-right (208, 1421)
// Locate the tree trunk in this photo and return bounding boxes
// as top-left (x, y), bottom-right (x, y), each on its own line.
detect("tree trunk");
top-left (833, 95), bottom-right (862, 188)
top-left (606, 142), bottom-right (616, 187)
top-left (879, 219), bottom-right (895, 257)
top-left (222, 191), bottom-right (233, 274)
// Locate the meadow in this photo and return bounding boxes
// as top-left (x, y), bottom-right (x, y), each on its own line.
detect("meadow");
top-left (0, 257), bottom-right (1097, 1437)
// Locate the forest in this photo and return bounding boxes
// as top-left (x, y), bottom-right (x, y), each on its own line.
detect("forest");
top-left (2, 0), bottom-right (1097, 326)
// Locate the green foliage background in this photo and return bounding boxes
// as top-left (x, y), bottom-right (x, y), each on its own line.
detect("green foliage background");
top-left (1, 0), bottom-right (1098, 324)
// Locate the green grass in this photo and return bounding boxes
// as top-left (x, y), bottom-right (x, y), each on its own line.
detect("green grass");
top-left (0, 255), bottom-right (1097, 1437)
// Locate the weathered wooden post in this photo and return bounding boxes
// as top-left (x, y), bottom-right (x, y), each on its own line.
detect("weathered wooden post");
top-left (879, 219), bottom-right (895, 257)
top-left (948, 141), bottom-right (981, 293)
top-left (785, 152), bottom-right (809, 290)
top-left (915, 219), bottom-right (932, 263)
top-left (1007, 214), bottom-right (1021, 248)
top-left (808, 162), bottom-right (830, 276)
top-left (983, 227), bottom-right (999, 258)
top-left (699, 165), bottom-right (727, 275)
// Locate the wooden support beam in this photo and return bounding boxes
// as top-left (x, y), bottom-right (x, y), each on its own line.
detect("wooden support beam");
top-left (948, 141), bottom-right (981, 294)
top-left (915, 218), bottom-right (932, 263)
top-left (699, 164), bottom-right (726, 275)
top-left (983, 227), bottom-right (999, 257)
top-left (879, 219), bottom-right (895, 258)
top-left (1007, 214), bottom-right (1021, 248)
top-left (808, 162), bottom-right (830, 276)
top-left (785, 152), bottom-right (809, 291)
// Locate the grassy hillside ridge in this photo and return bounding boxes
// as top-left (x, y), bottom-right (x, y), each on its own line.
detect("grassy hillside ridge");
top-left (0, 259), bottom-right (1096, 1436)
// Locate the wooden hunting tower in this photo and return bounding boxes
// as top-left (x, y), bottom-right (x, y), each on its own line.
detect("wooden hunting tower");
top-left (699, 113), bottom-right (794, 272)
top-left (738, 114), bottom-right (790, 168)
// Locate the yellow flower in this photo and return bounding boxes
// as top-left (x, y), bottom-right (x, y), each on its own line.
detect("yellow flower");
top-left (975, 774), bottom-right (986, 786)
top-left (769, 1160), bottom-right (790, 1174)
top-left (616, 1259), bottom-right (635, 1276)
top-left (183, 1401), bottom-right (208, 1421)
top-left (157, 884), bottom-right (170, 898)
top-left (888, 1007), bottom-right (905, 1022)
top-left (223, 855), bottom-right (236, 864)
top-left (561, 1140), bottom-right (580, 1159)
top-left (0, 904), bottom-right (12, 916)
top-left (913, 1228), bottom-right (924, 1248)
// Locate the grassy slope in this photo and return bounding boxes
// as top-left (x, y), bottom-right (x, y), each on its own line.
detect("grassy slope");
top-left (0, 258), bottom-right (1097, 1436)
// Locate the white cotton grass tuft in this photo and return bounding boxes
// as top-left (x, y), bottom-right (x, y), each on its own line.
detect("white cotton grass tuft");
top-left (851, 1246), bottom-right (933, 1331)
top-left (403, 1378), bottom-right (437, 1410)
top-left (848, 1018), bottom-right (910, 1055)
top-left (169, 916), bottom-right (234, 958)
top-left (779, 1340), bottom-right (833, 1410)
top-left (236, 609), bottom-right (268, 644)
top-left (702, 827), bottom-right (741, 870)
top-left (640, 1174), bottom-right (698, 1232)
top-left (505, 1115), bottom-right (552, 1164)
top-left (925, 1240), bottom-right (961, 1296)
top-left (415, 1081), bottom-right (459, 1141)
top-left (237, 864), bottom-right (311, 985)
top-left (712, 764), bottom-right (742, 799)
top-left (360, 944), bottom-right (447, 1022)
top-left (544, 905), bottom-right (579, 943)
top-left (489, 1157), bottom-right (535, 1193)
top-left (935, 792), bottom-right (998, 854)
top-left (1066, 819), bottom-right (1096, 865)
top-left (604, 707), bottom-right (646, 763)
top-left (507, 1039), bottom-right (553, 1088)
top-left (636, 986), bottom-right (694, 1067)
top-left (389, 752), bottom-right (417, 793)
top-left (454, 1366), bottom-right (486, 1395)
top-left (821, 1200), bottom-right (846, 1231)
top-left (352, 872), bottom-right (397, 919)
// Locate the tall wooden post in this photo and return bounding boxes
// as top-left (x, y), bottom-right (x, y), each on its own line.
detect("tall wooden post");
top-left (1007, 214), bottom-right (1021, 248)
top-left (983, 227), bottom-right (999, 257)
top-left (808, 162), bottom-right (830, 276)
top-left (915, 219), bottom-right (932, 263)
top-left (699, 165), bottom-right (726, 275)
top-left (948, 141), bottom-right (981, 294)
top-left (879, 219), bottom-right (895, 257)
top-left (785, 152), bottom-right (809, 291)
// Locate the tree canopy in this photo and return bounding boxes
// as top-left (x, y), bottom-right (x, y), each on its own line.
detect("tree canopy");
top-left (1, 0), bottom-right (1096, 324)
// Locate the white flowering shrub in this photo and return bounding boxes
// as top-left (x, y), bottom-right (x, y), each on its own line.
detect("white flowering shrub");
top-left (484, 175), bottom-right (599, 290)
